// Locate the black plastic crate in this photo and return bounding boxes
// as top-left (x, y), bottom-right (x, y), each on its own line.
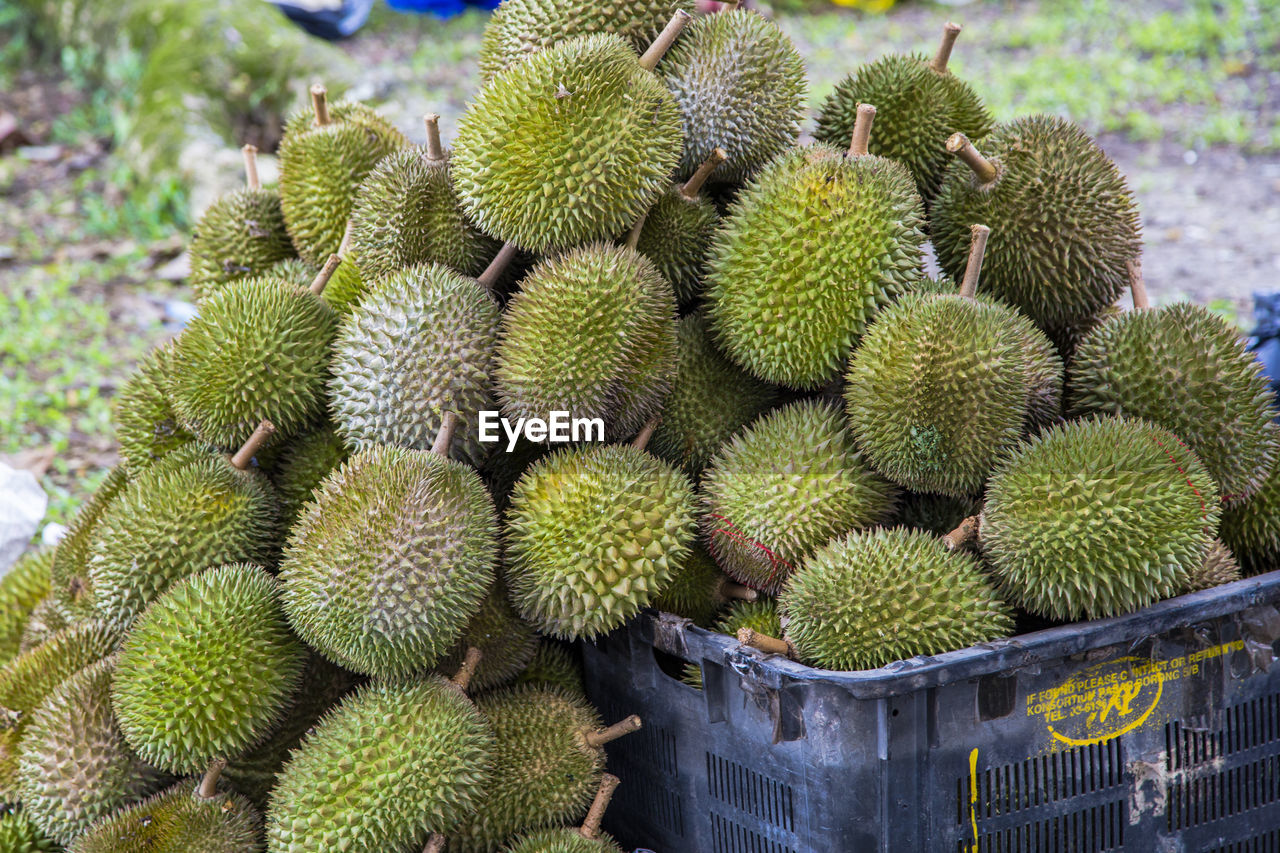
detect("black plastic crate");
top-left (581, 571), bottom-right (1280, 852)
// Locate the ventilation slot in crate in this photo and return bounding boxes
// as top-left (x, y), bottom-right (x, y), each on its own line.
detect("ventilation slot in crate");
top-left (706, 752), bottom-right (795, 832)
top-left (1167, 754), bottom-right (1280, 830)
top-left (957, 800), bottom-right (1126, 853)
top-left (614, 770), bottom-right (685, 838)
top-left (710, 812), bottom-right (797, 853)
top-left (957, 740), bottom-right (1124, 824)
top-left (1167, 692), bottom-right (1280, 771)
top-left (1202, 826), bottom-right (1280, 853)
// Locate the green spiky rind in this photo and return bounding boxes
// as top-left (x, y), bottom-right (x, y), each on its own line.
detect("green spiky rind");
top-left (87, 446), bottom-right (278, 630)
top-left (932, 115), bottom-right (1142, 330)
top-left (504, 828), bottom-right (624, 853)
top-left (893, 491), bottom-right (981, 537)
top-left (0, 810), bottom-right (57, 852)
top-left (319, 254), bottom-right (367, 316)
top-left (1220, 461), bottom-right (1280, 575)
top-left (937, 71), bottom-right (996, 144)
top-left (650, 312), bottom-right (778, 478)
top-left (505, 445), bottom-right (697, 639)
top-left (0, 728), bottom-right (20, 802)
top-left (477, 0), bottom-right (691, 80)
top-left (113, 564), bottom-right (306, 775)
top-left (782, 528), bottom-right (1013, 671)
top-left (0, 621), bottom-right (118, 715)
top-left (266, 257), bottom-right (318, 288)
top-left (69, 779), bottom-right (263, 853)
top-left (682, 598), bottom-right (780, 688)
top-left (278, 101), bottom-right (407, 265)
top-left (705, 144), bottom-right (926, 388)
top-left (18, 659), bottom-right (162, 844)
top-left (634, 183), bottom-right (719, 306)
top-left (50, 465), bottom-right (131, 613)
top-left (452, 686), bottom-right (604, 852)
top-left (436, 583), bottom-right (539, 693)
top-left (349, 146), bottom-right (500, 281)
top-left (168, 277), bottom-right (337, 449)
top-left (1046, 303), bottom-right (1123, 366)
top-left (115, 343), bottom-right (197, 474)
top-left (265, 677), bottom-right (493, 853)
top-left (482, 438), bottom-right (551, 515)
top-left (330, 263), bottom-right (503, 466)
top-left (844, 293), bottom-right (1030, 497)
top-left (653, 544), bottom-right (729, 627)
top-left (272, 425), bottom-right (348, 531)
top-left (513, 641), bottom-right (584, 698)
top-left (454, 34), bottom-right (683, 253)
top-left (983, 416), bottom-right (1220, 620)
top-left (1182, 540), bottom-right (1242, 594)
top-left (701, 400), bottom-right (899, 593)
top-left (0, 550), bottom-right (53, 665)
top-left (1069, 302), bottom-right (1279, 502)
top-left (189, 187), bottom-right (296, 301)
top-left (495, 244), bottom-right (677, 441)
top-left (18, 593), bottom-right (85, 656)
top-left (280, 445), bottom-right (498, 676)
top-left (661, 10), bottom-right (806, 185)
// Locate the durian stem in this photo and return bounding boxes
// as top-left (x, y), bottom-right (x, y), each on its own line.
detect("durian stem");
top-left (241, 144), bottom-right (260, 191)
top-left (476, 242), bottom-right (519, 293)
top-left (423, 114), bottom-right (445, 162)
top-left (737, 627), bottom-right (795, 658)
top-left (943, 515), bottom-right (981, 551)
top-left (584, 715), bottom-right (642, 748)
top-left (681, 147), bottom-right (728, 200)
top-left (231, 421), bottom-right (276, 471)
top-left (624, 211), bottom-right (648, 251)
top-left (719, 0), bottom-right (741, 9)
top-left (310, 83), bottom-right (331, 127)
top-left (638, 10), bottom-right (692, 71)
top-left (450, 646), bottom-right (483, 692)
top-left (309, 254), bottom-right (342, 296)
top-left (930, 22), bottom-right (963, 74)
top-left (958, 224), bottom-right (990, 299)
top-left (423, 834), bottom-right (446, 853)
top-left (579, 774), bottom-right (622, 840)
top-left (432, 411), bottom-right (460, 457)
top-left (197, 758), bottom-right (227, 800)
top-left (719, 577), bottom-right (759, 603)
top-left (848, 103), bottom-right (876, 157)
top-left (1128, 258), bottom-right (1150, 309)
top-left (630, 417), bottom-right (660, 452)
top-left (338, 218), bottom-right (355, 257)
top-left (947, 133), bottom-right (998, 184)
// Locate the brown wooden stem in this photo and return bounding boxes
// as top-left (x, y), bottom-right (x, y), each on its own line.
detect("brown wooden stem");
top-left (310, 84), bottom-right (330, 126)
top-left (310, 254), bottom-right (342, 296)
top-left (958, 224), bottom-right (990, 299)
top-left (197, 758), bottom-right (227, 800)
top-left (624, 211), bottom-right (648, 251)
top-left (423, 835), bottom-right (446, 853)
top-left (737, 627), bottom-right (795, 658)
top-left (719, 577), bottom-right (759, 603)
top-left (947, 133), bottom-right (998, 184)
top-left (930, 22), bottom-right (962, 74)
top-left (1128, 258), bottom-right (1150, 309)
top-left (638, 10), bottom-right (692, 71)
top-left (681, 147), bottom-right (727, 199)
top-left (631, 417), bottom-right (660, 451)
top-left (475, 242), bottom-right (519, 293)
top-left (423, 114), bottom-right (445, 162)
top-left (231, 421), bottom-right (276, 470)
top-left (584, 715), bottom-right (642, 748)
top-left (241, 144), bottom-right (260, 191)
top-left (943, 515), bottom-right (981, 551)
top-left (338, 218), bottom-right (355, 257)
top-left (848, 103), bottom-right (876, 157)
top-left (579, 774), bottom-right (622, 840)
top-left (432, 411), bottom-right (460, 457)
top-left (450, 646), bottom-right (483, 692)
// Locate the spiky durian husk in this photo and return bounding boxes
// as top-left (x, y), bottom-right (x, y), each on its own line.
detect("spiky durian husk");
top-left (0, 810), bottom-right (56, 852)
top-left (983, 416), bottom-right (1220, 620)
top-left (86, 446), bottom-right (278, 629)
top-left (113, 564), bottom-right (305, 775)
top-left (114, 343), bottom-right (196, 473)
top-left (495, 244), bottom-right (677, 441)
top-left (1046, 302), bottom-right (1123, 366)
top-left (633, 183), bottom-right (719, 306)
top-left (504, 828), bottom-right (624, 853)
top-left (1069, 302), bottom-right (1279, 502)
top-left (513, 641), bottom-right (583, 698)
top-left (18, 594), bottom-right (77, 655)
top-left (932, 115), bottom-right (1142, 330)
top-left (661, 10), bottom-right (805, 185)
top-left (435, 582), bottom-right (539, 693)
top-left (265, 257), bottom-right (318, 288)
top-left (68, 779), bottom-right (263, 853)
top-left (477, 0), bottom-right (690, 80)
top-left (845, 293), bottom-right (1030, 497)
top-left (0, 727), bottom-right (19, 802)
top-left (451, 686), bottom-right (604, 853)
top-left (705, 144), bottom-right (925, 389)
top-left (505, 445), bottom-right (697, 639)
top-left (453, 35), bottom-right (683, 253)
top-left (18, 659), bottom-right (163, 844)
top-left (0, 550), bottom-right (52, 665)
top-left (782, 528), bottom-right (1013, 671)
top-left (169, 277), bottom-right (337, 450)
top-left (319, 254), bottom-right (367, 315)
top-left (271, 424), bottom-right (348, 530)
top-left (188, 187), bottom-right (296, 301)
top-left (653, 544), bottom-right (730, 627)
top-left (1220, 460), bottom-right (1280, 575)
top-left (482, 437), bottom-right (551, 515)
top-left (0, 621), bottom-right (118, 716)
top-left (280, 445), bottom-right (498, 677)
top-left (278, 101), bottom-right (407, 264)
top-left (1181, 540), bottom-right (1242, 594)
top-left (682, 598), bottom-right (780, 688)
top-left (349, 146), bottom-right (499, 281)
top-left (893, 491), bottom-right (981, 537)
top-left (701, 400), bottom-right (899, 594)
top-left (330, 263), bottom-right (502, 466)
top-left (650, 312), bottom-right (778, 479)
top-left (265, 678), bottom-right (493, 853)
top-left (814, 53), bottom-right (993, 202)
top-left (49, 465), bottom-right (130, 614)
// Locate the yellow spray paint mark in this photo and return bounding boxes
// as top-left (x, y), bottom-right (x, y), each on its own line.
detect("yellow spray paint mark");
top-left (969, 747), bottom-right (979, 853)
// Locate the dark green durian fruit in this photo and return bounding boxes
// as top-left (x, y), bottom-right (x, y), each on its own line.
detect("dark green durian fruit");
top-left (1046, 302), bottom-right (1123, 366)
top-left (701, 400), bottom-right (898, 594)
top-left (1220, 461), bottom-right (1280, 574)
top-left (983, 416), bottom-right (1220, 620)
top-left (436, 583), bottom-right (539, 693)
top-left (114, 343), bottom-right (197, 473)
top-left (504, 829), bottom-right (624, 853)
top-left (0, 550), bottom-right (53, 666)
top-left (0, 809), bottom-right (57, 852)
top-left (893, 491), bottom-right (981, 537)
top-left (481, 437), bottom-right (551, 515)
top-left (68, 778), bottom-right (264, 853)
top-left (0, 621), bottom-right (119, 717)
top-left (318, 253), bottom-right (367, 315)
top-left (271, 424), bottom-right (348, 530)
top-left (682, 598), bottom-right (780, 688)
top-left (513, 641), bottom-right (584, 698)
top-left (49, 465), bottom-right (131, 615)
top-left (632, 150), bottom-right (724, 306)
top-left (653, 543), bottom-right (755, 628)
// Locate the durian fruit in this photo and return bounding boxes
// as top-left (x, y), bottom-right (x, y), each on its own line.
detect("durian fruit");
top-left (1182, 540), bottom-right (1242, 594)
top-left (632, 149), bottom-right (726, 306)
top-left (481, 436), bottom-right (551, 515)
top-left (114, 342), bottom-right (197, 473)
top-left (514, 641), bottom-right (584, 698)
top-left (349, 114), bottom-right (500, 280)
top-left (505, 424), bottom-right (697, 639)
top-left (660, 8), bottom-right (806, 185)
top-left (435, 582), bottom-right (539, 693)
top-left (453, 29), bottom-right (685, 253)
top-left (701, 400), bottom-right (898, 594)
top-left (266, 256), bottom-right (319, 288)
top-left (18, 594), bottom-right (76, 655)
top-left (48, 465), bottom-right (130, 616)
top-left (0, 621), bottom-right (119, 716)
top-left (500, 774), bottom-right (626, 853)
top-left (0, 809), bottom-right (57, 852)
top-left (112, 563), bottom-right (306, 775)
top-left (329, 260), bottom-right (506, 467)
top-left (652, 543), bottom-right (758, 628)
top-left (189, 144), bottom-right (296, 300)
top-left (893, 491), bottom-right (981, 537)
top-left (982, 416), bottom-right (1220, 620)
top-left (1069, 262), bottom-right (1278, 502)
top-left (1220, 461), bottom-right (1280, 574)
top-left (932, 116), bottom-right (1142, 331)
top-left (705, 105), bottom-right (926, 388)
top-left (814, 23), bottom-right (993, 201)
top-left (1047, 302), bottom-right (1123, 366)
top-left (751, 528), bottom-right (1013, 671)
top-left (271, 424), bottom-right (348, 530)
top-left (649, 312), bottom-right (778, 478)
top-left (0, 549), bottom-right (53, 665)
top-left (682, 598), bottom-right (780, 689)
top-left (278, 86), bottom-right (407, 264)
top-left (495, 243), bottom-right (677, 441)
top-left (265, 674), bottom-right (493, 853)
top-left (17, 659), bottom-right (162, 844)
top-left (280, 415), bottom-right (499, 676)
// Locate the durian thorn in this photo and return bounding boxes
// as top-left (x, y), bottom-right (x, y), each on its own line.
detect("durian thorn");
top-left (449, 646), bottom-right (483, 692)
top-left (681, 147), bottom-right (728, 200)
top-left (579, 774), bottom-right (622, 840)
top-left (848, 103), bottom-right (876, 157)
top-left (943, 514), bottom-right (981, 551)
top-left (1128, 257), bottom-right (1150, 309)
top-left (624, 211), bottom-right (648, 251)
top-left (309, 254), bottom-right (342, 296)
top-left (423, 834), bottom-right (447, 853)
top-left (585, 715), bottom-right (642, 748)
top-left (310, 83), bottom-right (331, 126)
top-left (639, 9), bottom-right (692, 71)
top-left (719, 577), bottom-right (759, 602)
top-left (197, 758), bottom-right (227, 800)
top-left (231, 420), bottom-right (276, 471)
top-left (432, 411), bottom-right (460, 457)
top-left (930, 22), bottom-right (963, 74)
top-left (631, 416), bottom-right (661, 452)
top-left (338, 218), bottom-right (356, 257)
top-left (737, 627), bottom-right (795, 658)
top-left (959, 224), bottom-right (990, 299)
top-left (947, 133), bottom-right (998, 184)
top-left (423, 113), bottom-right (445, 162)
top-left (476, 242), bottom-right (520, 292)
top-left (241, 144), bottom-right (260, 191)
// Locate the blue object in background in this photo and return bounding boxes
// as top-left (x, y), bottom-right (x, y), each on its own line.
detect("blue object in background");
top-left (1248, 291), bottom-right (1280, 419)
top-left (388, 0), bottom-right (498, 16)
top-left (272, 0), bottom-right (375, 39)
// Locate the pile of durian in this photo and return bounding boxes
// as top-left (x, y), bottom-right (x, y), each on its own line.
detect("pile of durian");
top-left (5, 0), bottom-right (1280, 849)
